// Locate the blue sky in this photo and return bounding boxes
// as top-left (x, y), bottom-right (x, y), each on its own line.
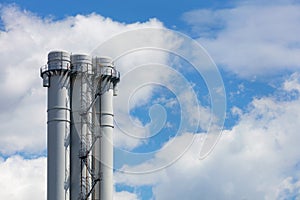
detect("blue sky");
top-left (1, 0), bottom-right (300, 199)
top-left (0, 0), bottom-right (227, 26)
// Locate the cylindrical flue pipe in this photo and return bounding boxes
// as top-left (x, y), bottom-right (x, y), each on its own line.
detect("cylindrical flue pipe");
top-left (93, 57), bottom-right (119, 200)
top-left (42, 51), bottom-right (71, 200)
top-left (70, 54), bottom-right (93, 200)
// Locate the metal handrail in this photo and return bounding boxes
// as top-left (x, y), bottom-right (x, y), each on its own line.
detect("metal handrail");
top-left (40, 63), bottom-right (71, 76)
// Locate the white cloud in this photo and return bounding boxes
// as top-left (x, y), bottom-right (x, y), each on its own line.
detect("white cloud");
top-left (183, 3), bottom-right (300, 77)
top-left (231, 106), bottom-right (243, 116)
top-left (0, 156), bottom-right (46, 200)
top-left (283, 72), bottom-right (300, 92)
top-left (114, 190), bottom-right (140, 200)
top-left (0, 87), bottom-right (46, 155)
top-left (0, 155), bottom-right (139, 200)
top-left (115, 74), bottom-right (300, 199)
top-left (113, 58), bottom-right (174, 150)
top-left (275, 176), bottom-right (300, 200)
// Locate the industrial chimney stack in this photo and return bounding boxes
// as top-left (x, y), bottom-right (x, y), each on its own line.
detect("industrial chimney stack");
top-left (41, 51), bottom-right (120, 200)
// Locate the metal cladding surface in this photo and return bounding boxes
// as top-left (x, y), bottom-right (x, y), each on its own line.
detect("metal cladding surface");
top-left (71, 54), bottom-right (93, 74)
top-left (45, 51), bottom-right (71, 200)
top-left (92, 57), bottom-right (117, 200)
top-left (41, 51), bottom-right (120, 200)
top-left (48, 51), bottom-right (71, 71)
top-left (99, 76), bottom-right (114, 200)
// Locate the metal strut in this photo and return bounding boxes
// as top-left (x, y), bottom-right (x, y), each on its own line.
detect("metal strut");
top-left (81, 93), bottom-right (99, 117)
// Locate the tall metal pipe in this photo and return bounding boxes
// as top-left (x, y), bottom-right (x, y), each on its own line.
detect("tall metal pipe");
top-left (93, 57), bottom-right (119, 200)
top-left (92, 62), bottom-right (102, 200)
top-left (70, 54), bottom-right (93, 200)
top-left (99, 57), bottom-right (115, 200)
top-left (41, 51), bottom-right (71, 200)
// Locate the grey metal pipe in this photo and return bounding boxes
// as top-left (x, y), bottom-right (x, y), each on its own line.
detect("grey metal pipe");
top-left (70, 54), bottom-right (93, 200)
top-left (42, 51), bottom-right (71, 200)
top-left (93, 57), bottom-right (119, 200)
top-left (100, 82), bottom-right (114, 200)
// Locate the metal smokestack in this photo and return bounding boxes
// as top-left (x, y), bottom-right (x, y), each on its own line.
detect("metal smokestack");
top-left (41, 51), bottom-right (71, 200)
top-left (93, 57), bottom-right (116, 200)
top-left (41, 51), bottom-right (120, 200)
top-left (70, 54), bottom-right (93, 200)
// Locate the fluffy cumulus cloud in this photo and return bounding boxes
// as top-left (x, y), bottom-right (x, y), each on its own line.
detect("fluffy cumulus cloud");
top-left (114, 191), bottom-right (139, 200)
top-left (115, 73), bottom-right (300, 199)
top-left (183, 2), bottom-right (300, 77)
top-left (0, 156), bottom-right (46, 200)
top-left (0, 156), bottom-right (138, 200)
